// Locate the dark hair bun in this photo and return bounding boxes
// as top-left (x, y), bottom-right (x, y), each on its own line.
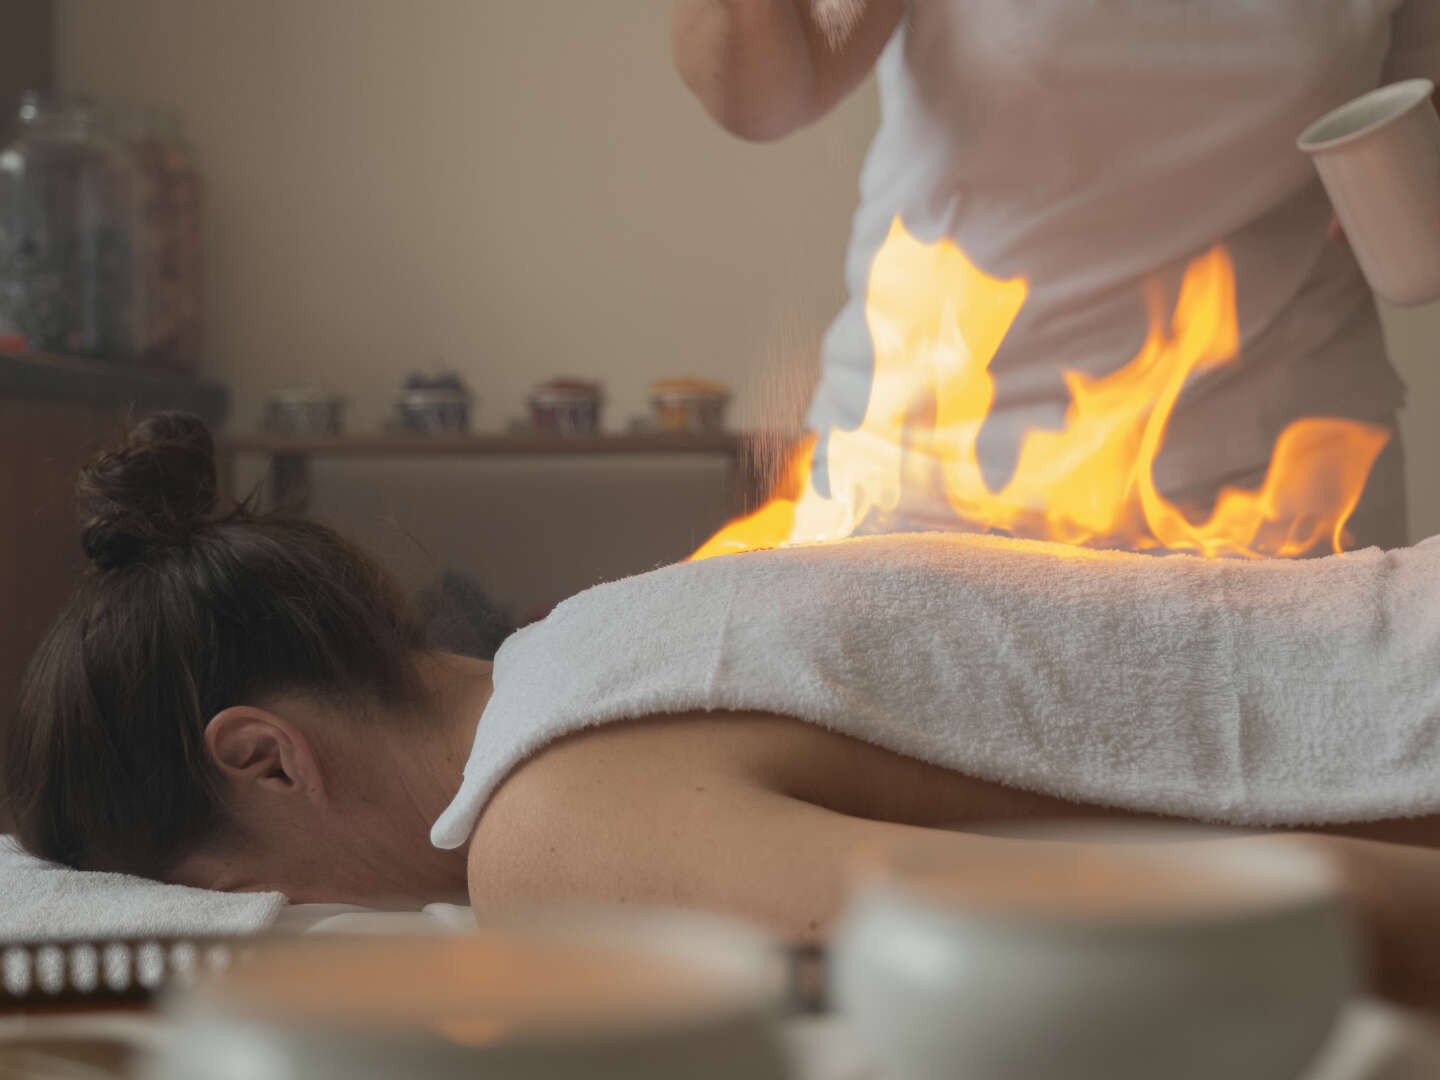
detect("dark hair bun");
top-left (78, 412), bottom-right (219, 570)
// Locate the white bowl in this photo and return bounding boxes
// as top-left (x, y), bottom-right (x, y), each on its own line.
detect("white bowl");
top-left (146, 906), bottom-right (792, 1080)
top-left (831, 826), bottom-right (1361, 1080)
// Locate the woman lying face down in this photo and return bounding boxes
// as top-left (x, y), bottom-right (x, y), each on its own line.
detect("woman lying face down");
top-left (10, 413), bottom-right (1440, 1013)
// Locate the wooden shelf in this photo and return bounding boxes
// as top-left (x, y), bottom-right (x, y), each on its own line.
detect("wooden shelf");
top-left (0, 350), bottom-right (228, 423)
top-left (223, 430), bottom-right (785, 516)
top-left (222, 431), bottom-right (749, 457)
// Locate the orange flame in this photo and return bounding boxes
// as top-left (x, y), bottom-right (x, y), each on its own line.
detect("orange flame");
top-left (694, 217), bottom-right (1388, 561)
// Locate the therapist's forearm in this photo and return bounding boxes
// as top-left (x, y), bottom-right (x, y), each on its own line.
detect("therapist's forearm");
top-left (673, 0), bottom-right (818, 140)
top-left (672, 0), bottom-right (902, 141)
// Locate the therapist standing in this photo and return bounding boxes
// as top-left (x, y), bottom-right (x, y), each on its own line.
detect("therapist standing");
top-left (673, 1), bottom-right (1440, 550)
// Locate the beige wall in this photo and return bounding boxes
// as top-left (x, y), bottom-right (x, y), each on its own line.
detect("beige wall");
top-left (55, 0), bottom-right (875, 436)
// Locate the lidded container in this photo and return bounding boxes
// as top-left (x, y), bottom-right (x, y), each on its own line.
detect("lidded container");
top-left (650, 378), bottom-right (730, 434)
top-left (146, 910), bottom-right (792, 1080)
top-left (264, 386), bottom-right (345, 436)
top-left (396, 371), bottom-right (473, 434)
top-left (0, 92), bottom-right (139, 359)
top-left (527, 377), bottom-right (603, 436)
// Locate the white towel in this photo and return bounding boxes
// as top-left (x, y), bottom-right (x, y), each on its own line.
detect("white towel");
top-left (0, 836), bottom-right (285, 943)
top-left (432, 531), bottom-right (1440, 849)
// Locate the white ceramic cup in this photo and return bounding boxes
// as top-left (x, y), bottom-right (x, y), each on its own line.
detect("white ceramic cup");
top-left (1299, 78), bottom-right (1440, 306)
top-left (831, 825), bottom-right (1361, 1080)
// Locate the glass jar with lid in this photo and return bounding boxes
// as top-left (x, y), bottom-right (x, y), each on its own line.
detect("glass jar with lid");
top-left (0, 92), bottom-right (138, 359)
top-left (109, 103), bottom-right (204, 372)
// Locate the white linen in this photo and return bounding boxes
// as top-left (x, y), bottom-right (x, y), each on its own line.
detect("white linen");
top-left (0, 836), bottom-right (284, 944)
top-left (810, 1), bottom-right (1437, 517)
top-left (0, 837), bottom-right (476, 996)
top-left (0, 834), bottom-right (475, 944)
top-left (0, 835), bottom-right (286, 997)
top-left (283, 903), bottom-right (476, 936)
top-left (432, 531), bottom-right (1440, 849)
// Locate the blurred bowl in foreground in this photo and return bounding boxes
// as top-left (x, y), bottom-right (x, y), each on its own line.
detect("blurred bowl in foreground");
top-left (832, 822), bottom-right (1360, 1080)
top-left (146, 906), bottom-right (791, 1080)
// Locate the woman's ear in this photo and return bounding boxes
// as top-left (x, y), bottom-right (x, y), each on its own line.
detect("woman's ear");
top-left (205, 706), bottom-right (326, 803)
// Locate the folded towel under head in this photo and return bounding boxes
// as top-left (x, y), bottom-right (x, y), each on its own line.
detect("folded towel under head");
top-left (0, 837), bottom-right (285, 944)
top-left (432, 531), bottom-right (1440, 849)
top-left (0, 837), bottom-right (285, 1002)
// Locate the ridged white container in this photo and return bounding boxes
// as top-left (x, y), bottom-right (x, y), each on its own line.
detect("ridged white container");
top-left (1300, 79), bottom-right (1440, 307)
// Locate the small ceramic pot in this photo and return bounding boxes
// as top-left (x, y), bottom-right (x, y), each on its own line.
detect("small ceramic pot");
top-left (263, 388), bottom-right (345, 436)
top-left (395, 387), bottom-right (472, 434)
top-left (527, 380), bottom-right (603, 436)
top-left (649, 379), bottom-right (730, 434)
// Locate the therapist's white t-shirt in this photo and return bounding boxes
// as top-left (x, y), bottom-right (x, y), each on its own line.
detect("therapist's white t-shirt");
top-left (810, 0), bottom-right (1440, 516)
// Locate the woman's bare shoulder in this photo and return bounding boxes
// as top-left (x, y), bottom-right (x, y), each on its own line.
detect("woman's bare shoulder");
top-left (460, 710), bottom-right (991, 938)
top-left (463, 712), bottom-right (781, 912)
top-left (465, 710), bottom-right (901, 858)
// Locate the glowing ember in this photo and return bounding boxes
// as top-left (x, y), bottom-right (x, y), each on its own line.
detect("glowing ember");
top-left (694, 217), bottom-right (1388, 561)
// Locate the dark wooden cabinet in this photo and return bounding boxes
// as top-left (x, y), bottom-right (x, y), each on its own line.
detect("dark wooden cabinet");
top-left (0, 352), bottom-right (227, 743)
top-left (0, 0), bottom-right (52, 146)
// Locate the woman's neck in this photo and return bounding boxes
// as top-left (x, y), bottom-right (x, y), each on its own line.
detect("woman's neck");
top-left (411, 650), bottom-right (494, 826)
top-left (320, 652), bottom-right (493, 904)
top-left (171, 654), bottom-right (495, 905)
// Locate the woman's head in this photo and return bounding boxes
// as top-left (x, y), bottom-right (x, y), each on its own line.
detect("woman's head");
top-left (4, 412), bottom-right (445, 888)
